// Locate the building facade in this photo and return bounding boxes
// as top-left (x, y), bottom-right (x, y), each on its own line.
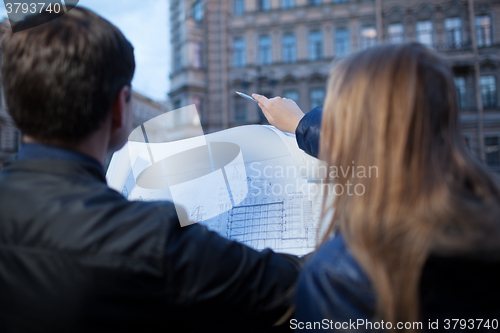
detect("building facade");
top-left (0, 80), bottom-right (21, 171)
top-left (132, 90), bottom-right (170, 129)
top-left (169, 0), bottom-right (500, 171)
top-left (0, 20), bottom-right (21, 171)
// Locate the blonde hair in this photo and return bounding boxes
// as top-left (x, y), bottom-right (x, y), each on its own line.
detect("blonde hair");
top-left (320, 43), bottom-right (500, 329)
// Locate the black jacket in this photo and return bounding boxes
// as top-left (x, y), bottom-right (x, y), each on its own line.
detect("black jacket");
top-left (0, 159), bottom-right (301, 333)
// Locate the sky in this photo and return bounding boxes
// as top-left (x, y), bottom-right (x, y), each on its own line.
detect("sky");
top-left (0, 0), bottom-right (171, 102)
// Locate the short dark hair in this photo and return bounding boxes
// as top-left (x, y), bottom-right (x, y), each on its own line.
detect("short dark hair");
top-left (1, 7), bottom-right (135, 144)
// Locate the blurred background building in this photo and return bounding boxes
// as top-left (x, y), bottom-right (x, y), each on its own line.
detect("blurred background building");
top-left (169, 0), bottom-right (500, 172)
top-left (0, 81), bottom-right (20, 172)
top-left (132, 91), bottom-right (170, 129)
top-left (0, 19), bottom-right (20, 171)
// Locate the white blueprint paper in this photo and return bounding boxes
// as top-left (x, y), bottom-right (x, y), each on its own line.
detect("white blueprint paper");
top-left (106, 125), bottom-right (326, 256)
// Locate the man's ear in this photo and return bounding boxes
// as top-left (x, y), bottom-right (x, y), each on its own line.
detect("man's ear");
top-left (110, 85), bottom-right (131, 131)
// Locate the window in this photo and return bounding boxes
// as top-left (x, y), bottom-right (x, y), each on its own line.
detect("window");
top-left (485, 136), bottom-right (500, 167)
top-left (258, 36), bottom-right (272, 65)
top-left (454, 77), bottom-right (467, 109)
top-left (282, 34), bottom-right (296, 63)
top-left (480, 75), bottom-right (497, 108)
top-left (258, 0), bottom-right (270, 11)
top-left (309, 31), bottom-right (323, 61)
top-left (258, 92), bottom-right (272, 123)
top-left (283, 90), bottom-right (299, 104)
top-left (281, 0), bottom-right (294, 9)
top-left (193, 1), bottom-right (204, 25)
top-left (445, 18), bottom-right (462, 48)
top-left (172, 28), bottom-right (181, 44)
top-left (309, 0), bottom-right (321, 5)
top-left (233, 0), bottom-right (244, 14)
top-left (388, 23), bottom-right (404, 43)
top-left (335, 28), bottom-right (350, 57)
top-left (13, 130), bottom-right (19, 152)
top-left (174, 48), bottom-right (182, 72)
top-left (416, 21), bottom-right (433, 47)
top-left (174, 99), bottom-right (182, 110)
top-left (193, 43), bottom-right (202, 69)
top-left (235, 96), bottom-right (247, 122)
top-left (310, 88), bottom-right (325, 109)
top-left (463, 136), bottom-right (470, 150)
top-left (233, 38), bottom-right (246, 67)
top-left (360, 27), bottom-right (377, 49)
top-left (333, 0), bottom-right (347, 3)
top-left (476, 16), bottom-right (492, 48)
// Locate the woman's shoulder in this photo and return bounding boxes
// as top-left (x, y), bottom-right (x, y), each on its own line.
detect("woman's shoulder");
top-left (303, 234), bottom-right (371, 283)
top-left (295, 234), bottom-right (376, 326)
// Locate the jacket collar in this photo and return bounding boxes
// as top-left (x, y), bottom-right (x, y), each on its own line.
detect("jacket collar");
top-left (18, 143), bottom-right (103, 171)
top-left (2, 159), bottom-right (107, 184)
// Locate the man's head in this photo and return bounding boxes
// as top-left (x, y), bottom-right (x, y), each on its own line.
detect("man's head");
top-left (1, 7), bottom-right (135, 148)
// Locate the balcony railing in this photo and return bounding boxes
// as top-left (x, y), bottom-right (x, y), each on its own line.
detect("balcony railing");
top-left (433, 40), bottom-right (473, 53)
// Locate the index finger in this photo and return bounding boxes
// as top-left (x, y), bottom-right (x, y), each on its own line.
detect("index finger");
top-left (283, 98), bottom-right (297, 108)
top-left (252, 94), bottom-right (273, 109)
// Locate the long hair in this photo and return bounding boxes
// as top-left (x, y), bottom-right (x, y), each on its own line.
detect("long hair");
top-left (319, 43), bottom-right (500, 329)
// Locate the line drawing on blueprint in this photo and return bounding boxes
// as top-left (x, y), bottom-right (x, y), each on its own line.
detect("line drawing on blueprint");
top-left (107, 123), bottom-right (328, 256)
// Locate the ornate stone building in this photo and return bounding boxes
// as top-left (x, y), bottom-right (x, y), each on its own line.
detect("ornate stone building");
top-left (169, 0), bottom-right (500, 170)
top-left (132, 91), bottom-right (169, 129)
top-left (0, 20), bottom-right (20, 171)
top-left (0, 82), bottom-right (20, 172)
